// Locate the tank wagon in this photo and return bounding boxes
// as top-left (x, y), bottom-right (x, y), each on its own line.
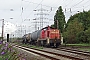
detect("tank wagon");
top-left (22, 33), bottom-right (31, 44)
top-left (22, 26), bottom-right (61, 47)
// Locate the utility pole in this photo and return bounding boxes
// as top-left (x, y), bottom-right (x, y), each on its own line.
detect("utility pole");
top-left (57, 20), bottom-right (58, 29)
top-left (25, 30), bottom-right (26, 35)
top-left (2, 19), bottom-right (4, 42)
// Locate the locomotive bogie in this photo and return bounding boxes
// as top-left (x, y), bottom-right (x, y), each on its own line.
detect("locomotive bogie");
top-left (48, 39), bottom-right (61, 47)
top-left (37, 38), bottom-right (61, 47)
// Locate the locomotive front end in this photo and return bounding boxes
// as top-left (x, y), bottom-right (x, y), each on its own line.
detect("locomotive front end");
top-left (47, 29), bottom-right (61, 47)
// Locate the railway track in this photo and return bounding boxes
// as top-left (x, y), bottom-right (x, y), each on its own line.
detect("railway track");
top-left (51, 47), bottom-right (90, 60)
top-left (56, 47), bottom-right (90, 56)
top-left (11, 43), bottom-right (84, 60)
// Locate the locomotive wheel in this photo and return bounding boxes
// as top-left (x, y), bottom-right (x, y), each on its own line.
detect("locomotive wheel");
top-left (37, 40), bottom-right (41, 46)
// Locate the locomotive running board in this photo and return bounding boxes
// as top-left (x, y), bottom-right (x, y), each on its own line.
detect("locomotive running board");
top-left (37, 39), bottom-right (46, 41)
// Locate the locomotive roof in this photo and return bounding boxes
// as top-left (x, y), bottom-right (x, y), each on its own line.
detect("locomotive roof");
top-left (42, 26), bottom-right (55, 30)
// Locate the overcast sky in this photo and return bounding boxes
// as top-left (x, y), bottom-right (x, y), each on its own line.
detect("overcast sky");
top-left (0, 0), bottom-right (90, 37)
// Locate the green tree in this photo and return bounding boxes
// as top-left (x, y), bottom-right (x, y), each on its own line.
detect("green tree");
top-left (76, 31), bottom-right (87, 43)
top-left (51, 24), bottom-right (55, 28)
top-left (68, 10), bottom-right (90, 31)
top-left (85, 27), bottom-right (90, 43)
top-left (64, 10), bottom-right (90, 44)
top-left (54, 6), bottom-right (66, 33)
top-left (63, 18), bottom-right (84, 43)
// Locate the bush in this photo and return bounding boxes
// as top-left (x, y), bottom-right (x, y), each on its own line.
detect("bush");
top-left (0, 41), bottom-right (26, 60)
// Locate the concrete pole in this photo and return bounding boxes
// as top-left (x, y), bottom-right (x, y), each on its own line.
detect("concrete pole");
top-left (57, 20), bottom-right (58, 29)
top-left (2, 19), bottom-right (4, 42)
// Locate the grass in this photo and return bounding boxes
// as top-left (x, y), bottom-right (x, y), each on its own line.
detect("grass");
top-left (62, 43), bottom-right (90, 52)
top-left (0, 56), bottom-right (3, 60)
top-left (29, 45), bottom-right (43, 50)
top-left (0, 42), bottom-right (25, 60)
top-left (64, 43), bottom-right (90, 46)
top-left (16, 43), bottom-right (44, 50)
top-left (79, 48), bottom-right (90, 52)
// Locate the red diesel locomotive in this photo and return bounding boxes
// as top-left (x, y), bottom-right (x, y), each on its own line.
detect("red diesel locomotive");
top-left (22, 26), bottom-right (61, 47)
